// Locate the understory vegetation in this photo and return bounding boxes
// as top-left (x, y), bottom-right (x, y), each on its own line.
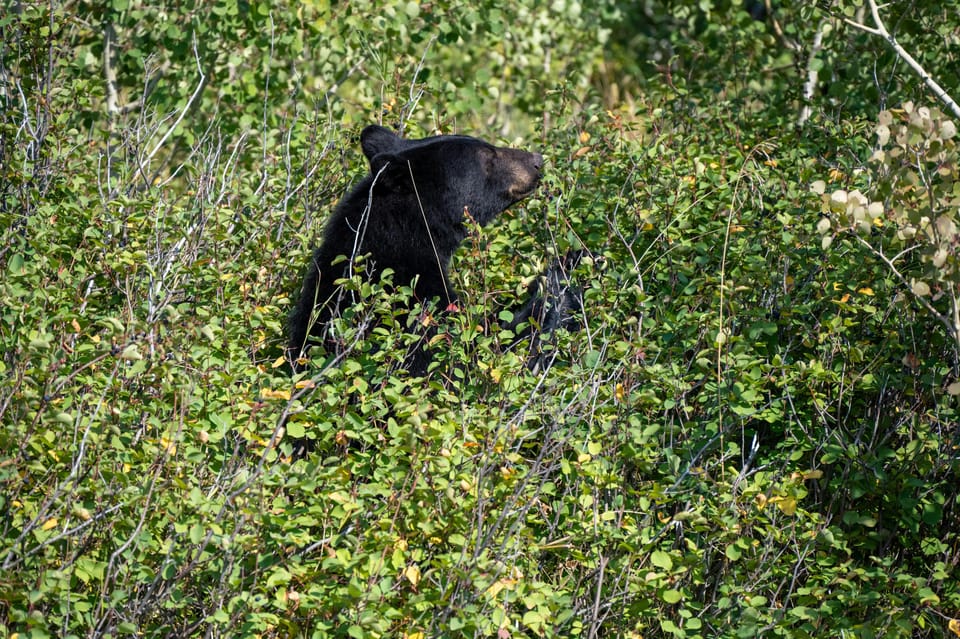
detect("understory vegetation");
top-left (2, 1), bottom-right (959, 637)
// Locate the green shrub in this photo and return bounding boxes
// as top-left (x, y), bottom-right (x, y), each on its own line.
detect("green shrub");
top-left (2, 2), bottom-right (958, 638)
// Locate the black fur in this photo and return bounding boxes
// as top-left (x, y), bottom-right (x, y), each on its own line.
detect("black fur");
top-left (288, 125), bottom-right (545, 374)
top-left (507, 249), bottom-right (585, 372)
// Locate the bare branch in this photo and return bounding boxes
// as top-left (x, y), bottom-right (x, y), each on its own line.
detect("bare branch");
top-left (798, 18), bottom-right (828, 127)
top-left (141, 33), bottom-right (206, 171)
top-left (843, 0), bottom-right (960, 119)
top-left (103, 22), bottom-right (143, 117)
top-left (103, 21), bottom-right (119, 115)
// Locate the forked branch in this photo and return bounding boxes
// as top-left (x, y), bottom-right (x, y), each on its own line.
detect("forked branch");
top-left (842, 0), bottom-right (960, 119)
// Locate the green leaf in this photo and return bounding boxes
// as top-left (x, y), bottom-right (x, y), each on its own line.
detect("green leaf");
top-left (650, 550), bottom-right (673, 571)
top-left (286, 421), bottom-right (306, 438)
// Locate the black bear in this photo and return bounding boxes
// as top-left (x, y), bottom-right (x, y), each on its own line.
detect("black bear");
top-left (287, 125), bottom-right (577, 374)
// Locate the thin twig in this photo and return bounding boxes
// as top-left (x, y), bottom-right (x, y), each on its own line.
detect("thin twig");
top-left (849, 232), bottom-right (957, 342)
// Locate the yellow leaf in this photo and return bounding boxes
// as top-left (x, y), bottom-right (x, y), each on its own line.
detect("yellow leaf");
top-left (485, 580), bottom-right (506, 599)
top-left (272, 356), bottom-right (287, 369)
top-left (948, 618), bottom-right (960, 636)
top-left (573, 146), bottom-right (591, 158)
top-left (579, 131), bottom-right (591, 143)
top-left (755, 493), bottom-right (768, 510)
top-left (404, 633), bottom-right (425, 639)
top-left (404, 564), bottom-right (421, 587)
top-left (485, 576), bottom-right (520, 600)
top-left (42, 518), bottom-right (58, 531)
top-left (858, 287), bottom-right (874, 296)
top-left (261, 388), bottom-right (291, 401)
top-left (160, 437), bottom-right (177, 455)
top-left (776, 496), bottom-right (797, 516)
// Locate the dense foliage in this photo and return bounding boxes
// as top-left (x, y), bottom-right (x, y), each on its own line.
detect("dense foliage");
top-left (2, 1), bottom-right (958, 637)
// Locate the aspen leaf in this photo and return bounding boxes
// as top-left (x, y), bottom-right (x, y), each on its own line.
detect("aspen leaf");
top-left (829, 190), bottom-right (848, 212)
top-left (876, 124), bottom-right (890, 146)
top-left (942, 120), bottom-right (957, 140)
top-left (911, 280), bottom-right (931, 297)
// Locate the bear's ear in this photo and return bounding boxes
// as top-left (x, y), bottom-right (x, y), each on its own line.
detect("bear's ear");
top-left (361, 126), bottom-right (404, 164)
top-left (367, 152), bottom-right (403, 182)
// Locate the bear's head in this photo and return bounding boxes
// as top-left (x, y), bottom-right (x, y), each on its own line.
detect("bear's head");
top-left (359, 125), bottom-right (543, 228)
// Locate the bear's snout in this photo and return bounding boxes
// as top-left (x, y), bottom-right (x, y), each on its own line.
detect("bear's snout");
top-left (531, 152), bottom-right (544, 172)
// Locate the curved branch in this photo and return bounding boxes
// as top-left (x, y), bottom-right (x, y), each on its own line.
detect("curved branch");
top-left (843, 0), bottom-right (960, 119)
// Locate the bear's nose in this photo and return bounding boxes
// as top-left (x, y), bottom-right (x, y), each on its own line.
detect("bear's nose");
top-left (531, 153), bottom-right (544, 172)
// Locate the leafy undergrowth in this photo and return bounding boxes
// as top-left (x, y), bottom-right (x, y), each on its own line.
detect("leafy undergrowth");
top-left (2, 4), bottom-right (959, 639)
